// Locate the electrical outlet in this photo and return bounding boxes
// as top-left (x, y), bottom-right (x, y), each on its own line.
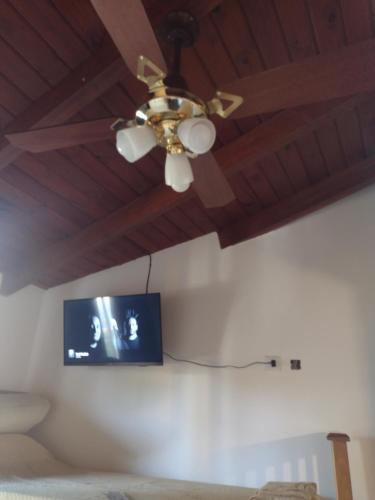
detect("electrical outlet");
top-left (264, 355), bottom-right (281, 370)
top-left (290, 359), bottom-right (301, 370)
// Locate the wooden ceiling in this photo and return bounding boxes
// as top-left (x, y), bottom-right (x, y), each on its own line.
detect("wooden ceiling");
top-left (0, 0), bottom-right (375, 294)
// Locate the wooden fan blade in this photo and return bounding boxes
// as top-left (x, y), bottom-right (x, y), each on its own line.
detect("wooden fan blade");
top-left (90, 0), bottom-right (167, 77)
top-left (6, 118), bottom-right (116, 153)
top-left (221, 38), bottom-right (375, 118)
top-left (191, 152), bottom-right (235, 208)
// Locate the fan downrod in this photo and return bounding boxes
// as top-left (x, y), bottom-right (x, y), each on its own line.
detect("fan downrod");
top-left (159, 11), bottom-right (199, 89)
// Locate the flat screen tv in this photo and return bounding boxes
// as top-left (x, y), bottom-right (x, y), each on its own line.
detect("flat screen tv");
top-left (64, 293), bottom-right (162, 365)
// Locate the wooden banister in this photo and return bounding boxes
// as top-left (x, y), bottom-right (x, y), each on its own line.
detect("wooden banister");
top-left (327, 433), bottom-right (353, 500)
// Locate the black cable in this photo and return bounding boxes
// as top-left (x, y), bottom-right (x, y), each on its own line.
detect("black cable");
top-left (163, 352), bottom-right (272, 369)
top-left (145, 254), bottom-right (152, 294)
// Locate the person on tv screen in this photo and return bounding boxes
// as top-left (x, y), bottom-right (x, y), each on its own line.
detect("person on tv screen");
top-left (88, 314), bottom-right (106, 361)
top-left (90, 315), bottom-right (102, 349)
top-left (123, 310), bottom-right (140, 350)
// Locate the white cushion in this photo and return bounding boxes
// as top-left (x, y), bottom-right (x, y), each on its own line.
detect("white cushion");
top-left (0, 433), bottom-right (52, 465)
top-left (0, 392), bottom-right (50, 433)
top-left (0, 433), bottom-right (73, 477)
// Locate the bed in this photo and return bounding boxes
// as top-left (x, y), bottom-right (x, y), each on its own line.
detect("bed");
top-left (0, 393), bottom-right (353, 500)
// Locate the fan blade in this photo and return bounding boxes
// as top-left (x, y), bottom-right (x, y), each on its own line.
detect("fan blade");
top-left (90, 0), bottom-right (167, 77)
top-left (6, 118), bottom-right (115, 153)
top-left (191, 152), bottom-right (235, 208)
top-left (220, 38), bottom-right (375, 118)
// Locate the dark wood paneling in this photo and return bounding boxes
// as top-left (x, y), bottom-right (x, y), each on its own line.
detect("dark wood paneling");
top-left (219, 154), bottom-right (375, 248)
top-left (336, 109), bottom-right (366, 164)
top-left (297, 133), bottom-right (329, 182)
top-left (11, 0), bottom-right (90, 68)
top-left (308, 0), bottom-right (346, 52)
top-left (0, 0), bottom-right (69, 85)
top-left (0, 0), bottom-right (372, 292)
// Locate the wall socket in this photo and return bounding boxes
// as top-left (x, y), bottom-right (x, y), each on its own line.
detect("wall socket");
top-left (290, 359), bottom-right (301, 370)
top-left (264, 355), bottom-right (282, 370)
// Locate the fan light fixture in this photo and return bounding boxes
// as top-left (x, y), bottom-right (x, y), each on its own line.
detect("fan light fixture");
top-left (165, 153), bottom-right (194, 192)
top-left (114, 60), bottom-right (241, 193)
top-left (116, 125), bottom-right (157, 163)
top-left (112, 11), bottom-right (243, 194)
top-left (115, 116), bottom-right (217, 192)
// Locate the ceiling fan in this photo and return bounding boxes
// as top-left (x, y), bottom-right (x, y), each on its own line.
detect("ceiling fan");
top-left (5, 0), bottom-right (375, 208)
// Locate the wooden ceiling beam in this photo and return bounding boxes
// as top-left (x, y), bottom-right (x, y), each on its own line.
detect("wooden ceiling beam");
top-left (223, 37), bottom-right (375, 118)
top-left (218, 155), bottom-right (375, 248)
top-left (0, 41), bottom-right (125, 170)
top-left (1, 94), bottom-right (371, 295)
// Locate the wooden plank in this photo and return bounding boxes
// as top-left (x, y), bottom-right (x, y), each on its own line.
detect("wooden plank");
top-left (307, 0), bottom-right (346, 52)
top-left (273, 0), bottom-right (322, 188)
top-left (0, 42), bottom-right (125, 170)
top-left (340, 0), bottom-right (373, 43)
top-left (0, 37), bottom-right (49, 100)
top-left (194, 12), bottom-right (255, 136)
top-left (0, 0), bottom-right (69, 85)
top-left (274, 0), bottom-right (317, 61)
top-left (229, 172), bottom-right (262, 215)
top-left (242, 164), bottom-right (278, 207)
top-left (152, 216), bottom-right (189, 245)
top-left (218, 155), bottom-right (375, 248)
top-left (126, 228), bottom-right (162, 254)
top-left (180, 199), bottom-right (216, 234)
top-left (222, 38), bottom-right (375, 118)
top-left (10, 0), bottom-right (90, 68)
top-left (0, 176), bottom-right (80, 238)
top-left (260, 155), bottom-right (294, 198)
top-left (357, 100), bottom-right (375, 155)
top-left (61, 146), bottom-right (137, 205)
top-left (205, 3), bottom-right (261, 133)
top-left (82, 139), bottom-right (153, 194)
top-left (1, 94), bottom-right (370, 294)
top-left (0, 74), bottom-right (30, 116)
top-left (165, 208), bottom-right (205, 239)
top-left (0, 165), bottom-right (92, 228)
top-left (211, 0), bottom-right (264, 77)
top-left (296, 133), bottom-right (328, 182)
top-left (315, 121), bottom-right (347, 173)
top-left (327, 434), bottom-right (353, 500)
top-left (336, 109), bottom-right (366, 164)
top-left (0, 106), bottom-right (13, 130)
top-left (241, 0), bottom-right (290, 67)
top-left (29, 151), bottom-right (120, 215)
top-left (52, 0), bottom-right (107, 52)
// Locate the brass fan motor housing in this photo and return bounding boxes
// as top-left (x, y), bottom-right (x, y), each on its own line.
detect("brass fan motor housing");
top-left (111, 56), bottom-right (243, 156)
top-left (135, 86), bottom-right (208, 155)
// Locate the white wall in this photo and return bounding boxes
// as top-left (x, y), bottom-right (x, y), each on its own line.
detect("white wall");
top-left (0, 284), bottom-right (43, 390)
top-left (21, 186), bottom-right (375, 499)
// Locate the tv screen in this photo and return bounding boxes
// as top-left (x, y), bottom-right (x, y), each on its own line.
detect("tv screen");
top-left (64, 293), bottom-right (162, 365)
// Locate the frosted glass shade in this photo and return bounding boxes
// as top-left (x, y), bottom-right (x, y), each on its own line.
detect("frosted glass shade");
top-left (177, 117), bottom-right (216, 154)
top-left (165, 153), bottom-right (194, 193)
top-left (116, 125), bottom-right (157, 163)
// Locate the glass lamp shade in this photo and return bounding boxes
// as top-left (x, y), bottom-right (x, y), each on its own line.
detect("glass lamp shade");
top-left (177, 117), bottom-right (216, 154)
top-left (116, 125), bottom-right (157, 163)
top-left (165, 153), bottom-right (194, 193)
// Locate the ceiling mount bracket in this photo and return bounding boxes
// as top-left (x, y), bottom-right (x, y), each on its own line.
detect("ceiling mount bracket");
top-left (159, 11), bottom-right (199, 48)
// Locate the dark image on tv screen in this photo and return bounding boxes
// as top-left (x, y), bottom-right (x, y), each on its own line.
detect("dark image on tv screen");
top-left (64, 293), bottom-right (162, 365)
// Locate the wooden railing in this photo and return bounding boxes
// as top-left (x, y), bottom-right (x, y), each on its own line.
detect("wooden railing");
top-left (327, 433), bottom-right (353, 500)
